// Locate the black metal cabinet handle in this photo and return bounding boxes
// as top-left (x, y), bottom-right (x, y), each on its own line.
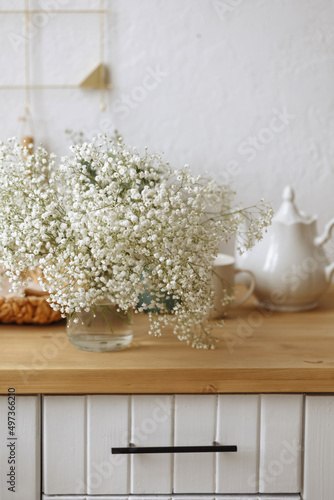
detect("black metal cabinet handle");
top-left (112, 444), bottom-right (237, 454)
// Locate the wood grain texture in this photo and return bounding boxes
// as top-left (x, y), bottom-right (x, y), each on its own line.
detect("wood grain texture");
top-left (0, 395), bottom-right (40, 500)
top-left (1, 287), bottom-right (334, 394)
top-left (303, 395), bottom-right (334, 500)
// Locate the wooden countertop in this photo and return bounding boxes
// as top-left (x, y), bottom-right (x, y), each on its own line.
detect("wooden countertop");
top-left (1, 287), bottom-right (334, 395)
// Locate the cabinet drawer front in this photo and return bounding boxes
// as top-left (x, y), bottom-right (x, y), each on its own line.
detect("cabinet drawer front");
top-left (87, 395), bottom-right (130, 495)
top-left (43, 396), bottom-right (86, 494)
top-left (217, 395), bottom-right (260, 494)
top-left (174, 394), bottom-right (217, 493)
top-left (43, 394), bottom-right (302, 495)
top-left (303, 395), bottom-right (334, 500)
top-left (259, 395), bottom-right (303, 493)
top-left (130, 395), bottom-right (173, 494)
top-left (0, 395), bottom-right (40, 500)
top-left (42, 496), bottom-right (301, 499)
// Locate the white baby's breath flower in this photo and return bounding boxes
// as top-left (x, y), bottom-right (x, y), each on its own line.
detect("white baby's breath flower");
top-left (0, 135), bottom-right (272, 348)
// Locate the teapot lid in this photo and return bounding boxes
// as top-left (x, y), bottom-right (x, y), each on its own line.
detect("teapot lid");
top-left (274, 186), bottom-right (315, 225)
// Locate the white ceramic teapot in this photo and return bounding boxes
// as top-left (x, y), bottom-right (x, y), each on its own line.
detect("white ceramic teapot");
top-left (235, 186), bottom-right (334, 311)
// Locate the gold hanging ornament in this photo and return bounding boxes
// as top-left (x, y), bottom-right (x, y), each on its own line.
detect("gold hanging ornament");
top-left (18, 112), bottom-right (34, 150)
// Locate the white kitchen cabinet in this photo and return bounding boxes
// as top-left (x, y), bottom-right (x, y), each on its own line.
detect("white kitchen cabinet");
top-left (174, 394), bottom-right (216, 493)
top-left (42, 394), bottom-right (303, 497)
top-left (2, 393), bottom-right (332, 498)
top-left (87, 395), bottom-right (130, 495)
top-left (43, 396), bottom-right (86, 495)
top-left (0, 395), bottom-right (40, 500)
top-left (216, 394), bottom-right (260, 493)
top-left (303, 395), bottom-right (334, 500)
top-left (42, 496), bottom-right (301, 500)
top-left (131, 395), bottom-right (174, 494)
top-left (259, 394), bottom-right (303, 493)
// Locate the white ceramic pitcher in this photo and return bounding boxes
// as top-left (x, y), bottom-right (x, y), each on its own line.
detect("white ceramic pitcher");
top-left (236, 186), bottom-right (334, 311)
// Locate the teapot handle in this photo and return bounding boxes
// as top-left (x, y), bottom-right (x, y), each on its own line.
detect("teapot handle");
top-left (314, 218), bottom-right (334, 247)
top-left (325, 262), bottom-right (334, 283)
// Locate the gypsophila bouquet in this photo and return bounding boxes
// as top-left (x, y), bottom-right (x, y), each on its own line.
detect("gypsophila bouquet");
top-left (0, 135), bottom-right (272, 348)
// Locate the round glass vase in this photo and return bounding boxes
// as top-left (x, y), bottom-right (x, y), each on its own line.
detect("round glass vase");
top-left (66, 303), bottom-right (133, 352)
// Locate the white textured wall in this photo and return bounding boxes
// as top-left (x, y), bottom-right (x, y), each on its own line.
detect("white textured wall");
top-left (0, 0), bottom-right (334, 229)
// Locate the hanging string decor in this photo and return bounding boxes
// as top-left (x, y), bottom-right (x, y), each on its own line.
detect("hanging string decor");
top-left (0, 1), bottom-right (111, 114)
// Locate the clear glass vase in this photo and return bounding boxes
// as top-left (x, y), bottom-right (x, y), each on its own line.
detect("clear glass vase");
top-left (66, 303), bottom-right (133, 352)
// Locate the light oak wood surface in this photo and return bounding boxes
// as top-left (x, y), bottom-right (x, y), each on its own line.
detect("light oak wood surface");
top-left (1, 287), bottom-right (334, 394)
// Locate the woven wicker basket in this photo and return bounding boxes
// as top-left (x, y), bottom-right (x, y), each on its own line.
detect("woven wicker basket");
top-left (0, 287), bottom-right (62, 325)
top-left (0, 267), bottom-right (62, 325)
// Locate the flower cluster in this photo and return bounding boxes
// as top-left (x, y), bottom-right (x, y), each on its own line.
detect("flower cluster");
top-left (0, 135), bottom-right (272, 348)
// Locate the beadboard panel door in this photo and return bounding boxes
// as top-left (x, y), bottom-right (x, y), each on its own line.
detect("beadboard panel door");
top-left (0, 395), bottom-right (40, 500)
top-left (42, 498), bottom-right (86, 500)
top-left (259, 394), bottom-right (303, 493)
top-left (43, 395), bottom-right (86, 494)
top-left (42, 496), bottom-right (301, 499)
top-left (42, 497), bottom-right (124, 500)
top-left (174, 394), bottom-right (216, 493)
top-left (43, 394), bottom-right (303, 496)
top-left (216, 394), bottom-right (260, 494)
top-left (130, 395), bottom-right (173, 494)
top-left (303, 395), bottom-right (334, 500)
top-left (87, 395), bottom-right (130, 495)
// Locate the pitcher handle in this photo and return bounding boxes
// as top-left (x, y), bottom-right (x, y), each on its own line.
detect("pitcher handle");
top-left (231, 269), bottom-right (256, 307)
top-left (325, 262), bottom-right (334, 283)
top-left (315, 218), bottom-right (334, 247)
